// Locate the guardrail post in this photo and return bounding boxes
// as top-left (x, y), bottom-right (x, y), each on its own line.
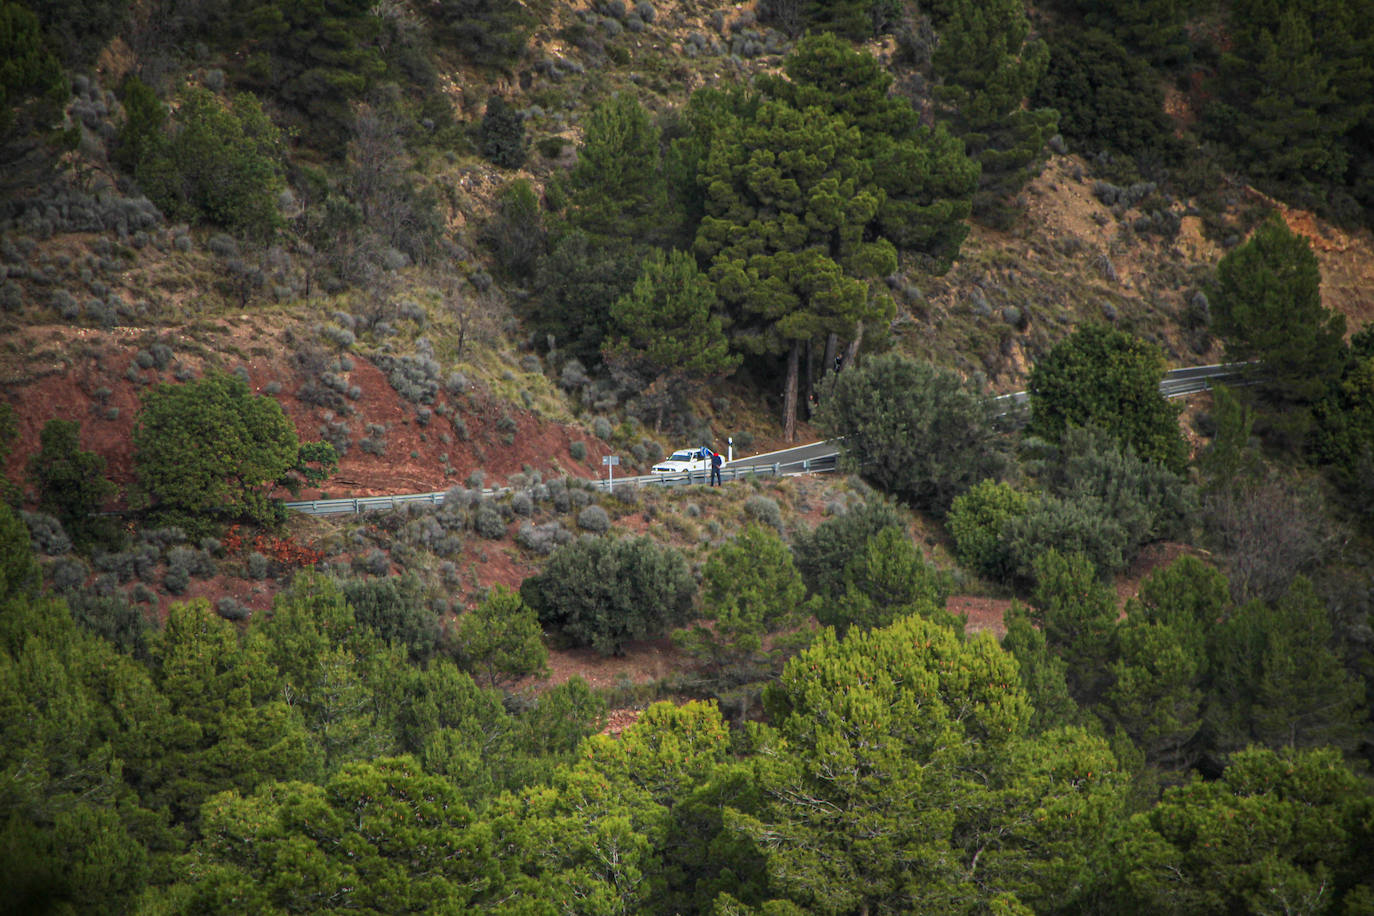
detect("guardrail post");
top-left (773, 462), bottom-right (780, 476)
top-left (352, 498), bottom-right (359, 514)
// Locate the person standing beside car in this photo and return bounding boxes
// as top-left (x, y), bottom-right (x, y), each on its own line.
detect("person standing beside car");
top-left (710, 448), bottom-right (723, 486)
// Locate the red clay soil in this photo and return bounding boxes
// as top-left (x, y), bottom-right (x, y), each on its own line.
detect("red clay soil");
top-left (1, 323), bottom-right (610, 501)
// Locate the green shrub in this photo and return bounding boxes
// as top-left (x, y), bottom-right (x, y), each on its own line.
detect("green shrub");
top-left (475, 504), bottom-right (506, 539)
top-left (338, 572), bottom-right (438, 661)
top-left (132, 87), bottom-right (286, 238)
top-left (1027, 324), bottom-right (1187, 473)
top-left (791, 496), bottom-right (905, 599)
top-left (66, 590), bottom-right (151, 657)
top-left (480, 95), bottom-right (526, 168)
top-left (133, 371), bottom-right (314, 529)
top-left (946, 479), bottom-right (1029, 579)
top-left (1002, 496), bottom-right (1130, 581)
top-left (577, 504), bottom-right (610, 533)
top-left (27, 419), bottom-right (120, 552)
top-left (815, 354), bottom-right (1009, 517)
top-left (569, 440), bottom-right (587, 461)
top-left (743, 495), bottom-right (783, 531)
top-left (1033, 425), bottom-right (1195, 552)
top-left (521, 534), bottom-right (695, 654)
top-left (482, 179), bottom-right (545, 278)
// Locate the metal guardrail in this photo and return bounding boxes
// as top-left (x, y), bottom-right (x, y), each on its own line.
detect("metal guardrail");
top-left (285, 454), bottom-right (839, 517)
top-left (284, 364), bottom-right (1243, 518)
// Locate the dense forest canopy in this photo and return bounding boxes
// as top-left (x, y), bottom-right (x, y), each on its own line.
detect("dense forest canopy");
top-left (1, 0), bottom-right (1372, 912)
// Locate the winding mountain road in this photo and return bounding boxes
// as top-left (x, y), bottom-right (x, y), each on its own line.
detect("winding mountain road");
top-left (285, 363), bottom-right (1244, 516)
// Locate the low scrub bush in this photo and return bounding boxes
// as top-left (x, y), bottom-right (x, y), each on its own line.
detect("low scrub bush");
top-left (215, 597), bottom-right (250, 621)
top-left (21, 512), bottom-right (71, 556)
top-left (577, 504), bottom-right (610, 533)
top-left (246, 551), bottom-right (270, 579)
top-left (516, 520), bottom-right (571, 554)
top-left (67, 591), bottom-right (150, 657)
top-left (743, 495), bottom-right (783, 531)
top-left (163, 564), bottom-right (190, 594)
top-left (522, 534), bottom-right (695, 654)
top-left (475, 504), bottom-right (506, 539)
top-left (49, 556), bottom-right (90, 592)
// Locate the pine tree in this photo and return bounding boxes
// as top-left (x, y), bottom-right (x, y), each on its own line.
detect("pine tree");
top-left (1064, 0), bottom-right (1190, 66)
top-left (1035, 26), bottom-right (1173, 158)
top-left (603, 247), bottom-right (740, 431)
top-left (765, 33), bottom-right (978, 270)
top-left (178, 757), bottom-right (495, 912)
top-left (28, 420), bottom-right (118, 553)
top-left (791, 496), bottom-right (906, 600)
top-left (1205, 577), bottom-right (1366, 759)
top-left (0, 591), bottom-right (166, 915)
top-left (479, 94), bottom-right (526, 169)
top-left (567, 92), bottom-right (667, 244)
top-left (1206, 0), bottom-right (1373, 214)
top-left (948, 479), bottom-right (1030, 581)
top-left (1118, 747), bottom-right (1374, 914)
top-left (453, 585), bottom-right (548, 688)
top-left (932, 0), bottom-right (1057, 226)
top-left (1002, 602), bottom-right (1078, 733)
top-left (822, 525), bottom-right (953, 634)
top-left (148, 600), bottom-right (319, 827)
top-left (1107, 617), bottom-right (1205, 773)
top-left (0, 0), bottom-right (66, 136)
top-left (695, 98), bottom-right (896, 441)
top-left (1210, 214), bottom-right (1347, 444)
top-left (225, 0), bottom-right (386, 153)
top-left (1030, 550), bottom-right (1119, 706)
top-left (730, 615), bottom-right (1127, 914)
top-left (673, 524), bottom-right (808, 684)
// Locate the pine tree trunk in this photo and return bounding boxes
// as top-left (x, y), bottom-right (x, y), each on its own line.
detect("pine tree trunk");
top-left (804, 338), bottom-right (814, 418)
top-left (845, 321), bottom-right (865, 368)
top-left (783, 341), bottom-right (800, 443)
top-left (823, 332), bottom-right (838, 378)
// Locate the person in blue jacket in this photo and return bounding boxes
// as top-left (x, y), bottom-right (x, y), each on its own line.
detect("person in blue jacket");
top-left (709, 447), bottom-right (723, 486)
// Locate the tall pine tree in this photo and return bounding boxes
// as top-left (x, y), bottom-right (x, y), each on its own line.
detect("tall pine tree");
top-left (764, 32), bottom-right (978, 271)
top-left (932, 0), bottom-right (1057, 227)
top-left (694, 98), bottom-right (896, 441)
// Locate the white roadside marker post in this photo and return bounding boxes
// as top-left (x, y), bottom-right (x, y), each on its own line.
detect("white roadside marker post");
top-left (602, 455), bottom-right (620, 494)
